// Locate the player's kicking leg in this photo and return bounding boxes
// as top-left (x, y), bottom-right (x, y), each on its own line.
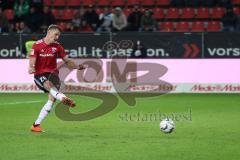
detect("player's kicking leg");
top-left (44, 80), bottom-right (76, 107)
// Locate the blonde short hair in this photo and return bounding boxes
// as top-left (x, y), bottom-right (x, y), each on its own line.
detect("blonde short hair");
top-left (47, 24), bottom-right (62, 32)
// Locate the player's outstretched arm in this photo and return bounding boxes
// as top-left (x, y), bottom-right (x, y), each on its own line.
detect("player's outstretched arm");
top-left (62, 55), bottom-right (88, 70)
top-left (28, 57), bottom-right (36, 74)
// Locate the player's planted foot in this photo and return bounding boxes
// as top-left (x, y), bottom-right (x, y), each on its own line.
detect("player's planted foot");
top-left (62, 97), bottom-right (76, 107)
top-left (31, 124), bottom-right (43, 132)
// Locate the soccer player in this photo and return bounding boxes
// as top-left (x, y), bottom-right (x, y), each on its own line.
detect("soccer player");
top-left (28, 24), bottom-right (87, 132)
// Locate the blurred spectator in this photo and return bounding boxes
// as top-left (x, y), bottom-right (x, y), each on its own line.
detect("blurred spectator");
top-left (83, 5), bottom-right (99, 31)
top-left (65, 23), bottom-right (74, 32)
top-left (139, 10), bottom-right (156, 32)
top-left (221, 8), bottom-right (238, 32)
top-left (0, 8), bottom-right (9, 32)
top-left (24, 35), bottom-right (37, 57)
top-left (29, 0), bottom-right (43, 13)
top-left (112, 7), bottom-right (127, 32)
top-left (97, 7), bottom-right (112, 32)
top-left (15, 21), bottom-right (31, 33)
top-left (127, 5), bottom-right (143, 31)
top-left (13, 0), bottom-right (30, 22)
top-left (79, 20), bottom-right (93, 32)
top-left (40, 6), bottom-right (56, 32)
top-left (71, 9), bottom-right (85, 31)
top-left (25, 7), bottom-right (42, 32)
top-left (8, 23), bottom-right (15, 32)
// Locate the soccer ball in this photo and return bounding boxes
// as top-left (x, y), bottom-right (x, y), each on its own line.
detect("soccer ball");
top-left (160, 118), bottom-right (175, 133)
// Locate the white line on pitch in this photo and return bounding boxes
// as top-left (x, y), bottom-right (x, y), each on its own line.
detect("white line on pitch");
top-left (0, 100), bottom-right (45, 106)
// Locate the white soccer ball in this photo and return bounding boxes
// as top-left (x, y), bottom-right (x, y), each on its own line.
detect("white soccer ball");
top-left (160, 118), bottom-right (175, 133)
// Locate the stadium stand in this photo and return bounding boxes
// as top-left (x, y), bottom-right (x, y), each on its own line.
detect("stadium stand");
top-left (232, 0), bottom-right (240, 5)
top-left (61, 9), bottom-right (75, 20)
top-left (157, 0), bottom-right (170, 6)
top-left (211, 7), bottom-right (225, 19)
top-left (206, 21), bottom-right (222, 32)
top-left (165, 7), bottom-right (179, 19)
top-left (196, 7), bottom-right (210, 19)
top-left (82, 0), bottom-right (94, 6)
top-left (160, 21), bottom-right (174, 32)
top-left (175, 21), bottom-right (189, 32)
top-left (1, 0), bottom-right (240, 32)
top-left (97, 0), bottom-right (109, 6)
top-left (67, 0), bottom-right (81, 7)
top-left (52, 0), bottom-right (66, 7)
top-left (234, 7), bottom-right (240, 14)
top-left (181, 7), bottom-right (195, 19)
top-left (191, 21), bottom-right (205, 32)
top-left (43, 0), bottom-right (52, 6)
top-left (51, 8), bottom-right (60, 19)
top-left (141, 0), bottom-right (155, 6)
top-left (111, 0), bottom-right (125, 7)
top-left (153, 8), bottom-right (164, 19)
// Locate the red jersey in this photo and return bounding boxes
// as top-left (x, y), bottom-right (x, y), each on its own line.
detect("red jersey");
top-left (30, 39), bottom-right (67, 75)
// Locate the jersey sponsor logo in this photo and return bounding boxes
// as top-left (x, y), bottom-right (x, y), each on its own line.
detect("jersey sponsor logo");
top-left (39, 53), bottom-right (54, 57)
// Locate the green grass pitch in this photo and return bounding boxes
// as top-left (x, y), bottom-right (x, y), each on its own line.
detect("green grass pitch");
top-left (0, 93), bottom-right (239, 160)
